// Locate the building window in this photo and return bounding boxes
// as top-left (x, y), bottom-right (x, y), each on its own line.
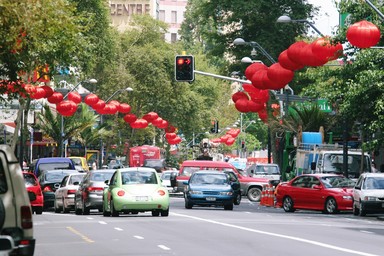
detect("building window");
top-left (171, 33), bottom-right (177, 43)
top-left (171, 11), bottom-right (177, 23)
top-left (159, 10), bottom-right (165, 22)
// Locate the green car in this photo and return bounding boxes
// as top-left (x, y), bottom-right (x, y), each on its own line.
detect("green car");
top-left (102, 167), bottom-right (170, 217)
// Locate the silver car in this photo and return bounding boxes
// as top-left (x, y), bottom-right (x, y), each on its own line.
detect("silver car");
top-left (74, 169), bottom-right (115, 215)
top-left (54, 173), bottom-right (86, 213)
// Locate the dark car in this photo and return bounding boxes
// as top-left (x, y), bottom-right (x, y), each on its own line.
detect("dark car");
top-left (74, 169), bottom-right (115, 215)
top-left (38, 169), bottom-right (79, 210)
top-left (33, 157), bottom-right (76, 177)
top-left (184, 171), bottom-right (241, 210)
top-left (23, 172), bottom-right (43, 214)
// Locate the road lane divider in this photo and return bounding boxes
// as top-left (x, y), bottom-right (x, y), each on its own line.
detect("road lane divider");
top-left (66, 226), bottom-right (94, 243)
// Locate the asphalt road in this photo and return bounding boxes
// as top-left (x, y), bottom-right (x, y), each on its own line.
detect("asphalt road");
top-left (33, 196), bottom-right (384, 256)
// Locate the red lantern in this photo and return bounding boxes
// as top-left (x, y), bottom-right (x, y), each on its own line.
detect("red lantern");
top-left (165, 133), bottom-right (177, 140)
top-left (232, 91), bottom-right (248, 103)
top-left (118, 103), bottom-right (131, 113)
top-left (67, 92), bottom-right (82, 104)
top-left (258, 108), bottom-right (268, 121)
top-left (278, 50), bottom-right (304, 71)
top-left (165, 125), bottom-right (176, 133)
top-left (244, 62), bottom-right (268, 80)
top-left (242, 83), bottom-right (259, 94)
top-left (109, 100), bottom-right (120, 108)
top-left (168, 136), bottom-right (182, 145)
top-left (299, 44), bottom-right (328, 67)
top-left (157, 120), bottom-right (169, 129)
top-left (311, 37), bottom-right (343, 61)
top-left (30, 86), bottom-right (46, 99)
top-left (248, 100), bottom-right (264, 112)
top-left (235, 98), bottom-right (250, 113)
top-left (267, 63), bottom-right (294, 88)
top-left (48, 92), bottom-right (64, 104)
top-left (225, 137), bottom-right (236, 146)
top-left (347, 20), bottom-right (381, 48)
top-left (84, 94), bottom-right (99, 106)
top-left (92, 100), bottom-right (106, 110)
top-left (123, 113), bottom-right (137, 123)
top-left (152, 117), bottom-right (163, 127)
top-left (143, 112), bottom-right (159, 123)
top-left (130, 119), bottom-right (148, 129)
top-left (105, 103), bottom-right (118, 115)
top-left (250, 69), bottom-right (268, 89)
top-left (57, 100), bottom-right (77, 116)
top-left (41, 85), bottom-right (54, 98)
top-left (287, 41), bottom-right (308, 66)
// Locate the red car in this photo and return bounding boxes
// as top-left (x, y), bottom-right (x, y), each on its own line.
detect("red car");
top-left (23, 172), bottom-right (44, 214)
top-left (275, 174), bottom-right (355, 214)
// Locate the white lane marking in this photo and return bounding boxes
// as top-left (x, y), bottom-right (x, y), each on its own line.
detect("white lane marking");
top-left (134, 235), bottom-right (144, 239)
top-left (114, 227), bottom-right (123, 231)
top-left (360, 230), bottom-right (374, 234)
top-left (99, 221), bottom-right (107, 225)
top-left (86, 217), bottom-right (93, 220)
top-left (171, 212), bottom-right (379, 256)
top-left (158, 245), bottom-right (171, 250)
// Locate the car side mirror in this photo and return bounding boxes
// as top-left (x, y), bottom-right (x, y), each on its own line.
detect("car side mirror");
top-left (312, 185), bottom-right (322, 190)
top-left (104, 180), bottom-right (109, 185)
top-left (73, 181), bottom-right (79, 186)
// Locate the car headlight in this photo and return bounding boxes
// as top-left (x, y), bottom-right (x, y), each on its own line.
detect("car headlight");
top-left (189, 190), bottom-right (203, 195)
top-left (364, 196), bottom-right (377, 201)
top-left (219, 192), bottom-right (233, 196)
top-left (342, 195), bottom-right (353, 200)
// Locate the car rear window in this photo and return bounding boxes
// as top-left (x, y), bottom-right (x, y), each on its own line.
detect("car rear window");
top-left (23, 174), bottom-right (38, 186)
top-left (181, 166), bottom-right (235, 176)
top-left (91, 172), bottom-right (114, 182)
top-left (39, 162), bottom-right (73, 171)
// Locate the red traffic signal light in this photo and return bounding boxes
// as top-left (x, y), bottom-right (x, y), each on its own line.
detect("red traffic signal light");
top-left (175, 55), bottom-right (194, 82)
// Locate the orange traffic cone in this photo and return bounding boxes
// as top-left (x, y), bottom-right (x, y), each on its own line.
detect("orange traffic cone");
top-left (260, 185), bottom-right (267, 206)
top-left (268, 185), bottom-right (275, 207)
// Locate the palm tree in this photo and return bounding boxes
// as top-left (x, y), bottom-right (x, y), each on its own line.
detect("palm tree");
top-left (34, 103), bottom-right (105, 156)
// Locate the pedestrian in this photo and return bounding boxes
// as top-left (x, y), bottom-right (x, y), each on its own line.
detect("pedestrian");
top-left (371, 162), bottom-right (378, 173)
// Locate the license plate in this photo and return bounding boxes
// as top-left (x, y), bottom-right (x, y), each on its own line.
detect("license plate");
top-left (136, 196), bottom-right (148, 201)
top-left (206, 197), bottom-right (216, 201)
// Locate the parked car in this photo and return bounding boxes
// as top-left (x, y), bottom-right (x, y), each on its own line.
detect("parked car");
top-left (0, 145), bottom-right (35, 256)
top-left (23, 171), bottom-right (43, 214)
top-left (275, 174), bottom-right (355, 214)
top-left (171, 160), bottom-right (269, 202)
top-left (184, 170), bottom-right (241, 210)
top-left (32, 157), bottom-right (76, 177)
top-left (69, 156), bottom-right (89, 172)
top-left (245, 163), bottom-right (281, 186)
top-left (102, 167), bottom-right (170, 217)
top-left (38, 169), bottom-right (79, 210)
top-left (74, 169), bottom-right (115, 215)
top-left (160, 170), bottom-right (179, 192)
top-left (54, 172), bottom-right (86, 213)
top-left (353, 172), bottom-right (384, 216)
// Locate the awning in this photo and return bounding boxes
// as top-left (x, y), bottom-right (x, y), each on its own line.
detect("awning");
top-left (3, 122), bottom-right (16, 134)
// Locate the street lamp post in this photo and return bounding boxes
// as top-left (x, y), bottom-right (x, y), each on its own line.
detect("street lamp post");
top-left (59, 79), bottom-right (97, 157)
top-left (99, 87), bottom-right (133, 168)
top-left (233, 38), bottom-right (276, 64)
top-left (276, 15), bottom-right (324, 37)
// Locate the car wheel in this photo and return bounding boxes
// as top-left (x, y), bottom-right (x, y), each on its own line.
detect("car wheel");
top-left (54, 200), bottom-right (61, 213)
top-left (82, 200), bottom-right (90, 215)
top-left (110, 199), bottom-right (119, 217)
top-left (234, 193), bottom-right (242, 205)
top-left (282, 196), bottom-right (295, 212)
top-left (35, 206), bottom-right (43, 215)
top-left (247, 187), bottom-right (262, 202)
top-left (63, 199), bottom-right (70, 213)
top-left (152, 210), bottom-right (160, 216)
top-left (353, 202), bottom-right (359, 216)
top-left (324, 197), bottom-right (338, 214)
top-left (224, 203), bottom-right (234, 210)
top-left (160, 208), bottom-right (169, 217)
top-left (74, 201), bottom-right (82, 215)
top-left (185, 198), bottom-right (193, 209)
top-left (102, 201), bottom-right (111, 217)
top-left (359, 201), bottom-right (366, 216)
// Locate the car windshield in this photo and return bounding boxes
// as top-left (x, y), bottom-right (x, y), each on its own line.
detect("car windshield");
top-left (363, 177), bottom-right (384, 190)
top-left (255, 165), bottom-right (280, 175)
top-left (69, 174), bottom-right (85, 185)
top-left (190, 173), bottom-right (228, 185)
top-left (122, 171), bottom-right (157, 185)
top-left (71, 158), bottom-right (82, 165)
top-left (91, 172), bottom-right (114, 182)
top-left (322, 153), bottom-right (370, 178)
top-left (39, 162), bottom-right (72, 171)
top-left (44, 171), bottom-right (74, 182)
top-left (320, 176), bottom-right (355, 188)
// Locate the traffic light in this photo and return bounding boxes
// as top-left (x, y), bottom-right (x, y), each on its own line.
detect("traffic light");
top-left (210, 120), bottom-right (219, 133)
top-left (175, 55), bottom-right (194, 82)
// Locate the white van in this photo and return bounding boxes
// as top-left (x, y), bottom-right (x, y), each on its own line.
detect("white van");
top-left (0, 145), bottom-right (35, 255)
top-left (246, 163), bottom-right (281, 186)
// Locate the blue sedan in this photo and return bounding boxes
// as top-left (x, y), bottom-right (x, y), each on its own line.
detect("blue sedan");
top-left (184, 171), bottom-right (241, 210)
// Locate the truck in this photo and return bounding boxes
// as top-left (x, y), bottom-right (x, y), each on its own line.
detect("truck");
top-left (129, 145), bottom-right (162, 167)
top-left (283, 131), bottom-right (372, 181)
